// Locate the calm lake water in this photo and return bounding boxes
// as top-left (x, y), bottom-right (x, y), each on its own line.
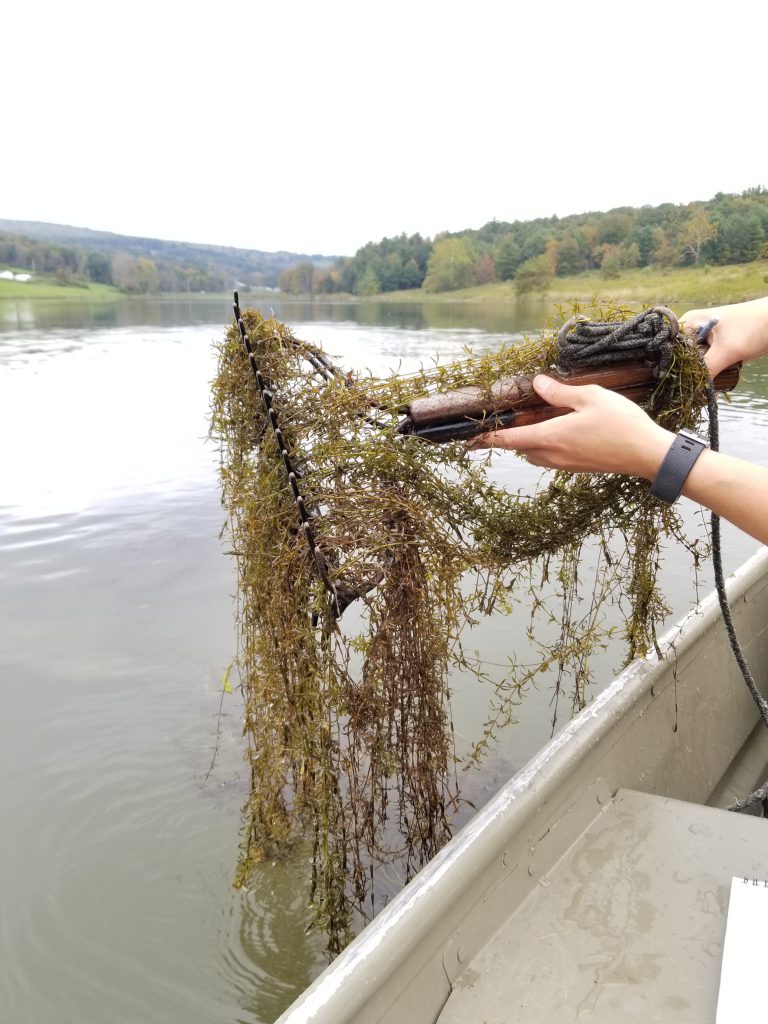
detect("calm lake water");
top-left (2, 294), bottom-right (767, 1023)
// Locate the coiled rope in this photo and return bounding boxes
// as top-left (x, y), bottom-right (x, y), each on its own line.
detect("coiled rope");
top-left (557, 306), bottom-right (679, 376)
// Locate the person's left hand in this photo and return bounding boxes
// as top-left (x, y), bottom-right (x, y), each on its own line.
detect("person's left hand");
top-left (467, 374), bottom-right (673, 479)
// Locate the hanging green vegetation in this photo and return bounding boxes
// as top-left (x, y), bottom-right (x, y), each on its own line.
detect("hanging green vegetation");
top-left (210, 300), bottom-right (713, 954)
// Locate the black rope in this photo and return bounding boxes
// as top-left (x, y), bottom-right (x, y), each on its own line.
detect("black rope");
top-left (728, 778), bottom-right (768, 814)
top-left (705, 378), bottom-right (768, 732)
top-left (557, 306), bottom-right (679, 376)
top-left (696, 344), bottom-right (768, 812)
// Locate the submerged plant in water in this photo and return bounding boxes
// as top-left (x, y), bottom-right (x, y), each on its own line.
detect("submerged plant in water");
top-left (210, 300), bottom-right (713, 953)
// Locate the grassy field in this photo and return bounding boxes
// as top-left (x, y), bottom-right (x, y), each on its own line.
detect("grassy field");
top-left (0, 277), bottom-right (122, 300)
top-left (379, 262), bottom-right (768, 309)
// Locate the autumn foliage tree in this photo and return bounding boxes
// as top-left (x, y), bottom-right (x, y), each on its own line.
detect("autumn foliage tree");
top-left (680, 208), bottom-right (717, 264)
top-left (423, 237), bottom-right (477, 292)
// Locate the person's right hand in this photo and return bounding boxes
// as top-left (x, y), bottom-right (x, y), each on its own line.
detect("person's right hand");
top-left (681, 296), bottom-right (768, 376)
top-left (467, 375), bottom-right (673, 479)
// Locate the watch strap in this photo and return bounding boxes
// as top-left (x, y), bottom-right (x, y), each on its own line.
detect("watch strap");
top-left (650, 429), bottom-right (708, 503)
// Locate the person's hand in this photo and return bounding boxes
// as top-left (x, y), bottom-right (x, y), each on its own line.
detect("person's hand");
top-left (682, 296), bottom-right (768, 377)
top-left (468, 375), bottom-right (673, 478)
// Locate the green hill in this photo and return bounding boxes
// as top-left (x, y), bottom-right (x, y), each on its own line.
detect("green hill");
top-left (0, 219), bottom-right (337, 292)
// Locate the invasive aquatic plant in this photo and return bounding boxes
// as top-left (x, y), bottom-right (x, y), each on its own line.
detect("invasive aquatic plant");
top-left (210, 300), bottom-right (710, 954)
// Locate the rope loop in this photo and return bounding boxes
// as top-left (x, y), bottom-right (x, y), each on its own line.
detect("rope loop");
top-left (557, 306), bottom-right (680, 377)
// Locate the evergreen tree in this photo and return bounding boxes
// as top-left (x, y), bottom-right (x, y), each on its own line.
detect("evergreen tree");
top-left (494, 236), bottom-right (522, 281)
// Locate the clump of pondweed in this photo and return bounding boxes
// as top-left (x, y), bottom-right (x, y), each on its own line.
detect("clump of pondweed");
top-left (210, 300), bottom-right (710, 954)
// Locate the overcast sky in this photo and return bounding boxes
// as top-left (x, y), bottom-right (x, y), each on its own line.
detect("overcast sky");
top-left (4, 0), bottom-right (766, 256)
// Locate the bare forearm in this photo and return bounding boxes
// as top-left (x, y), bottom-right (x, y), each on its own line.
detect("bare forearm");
top-left (680, 449), bottom-right (768, 546)
top-left (631, 427), bottom-right (768, 544)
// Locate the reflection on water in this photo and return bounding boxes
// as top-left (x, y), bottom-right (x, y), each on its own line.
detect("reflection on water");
top-left (1, 296), bottom-right (232, 333)
top-left (0, 292), bottom-right (548, 337)
top-left (1, 295), bottom-right (767, 1023)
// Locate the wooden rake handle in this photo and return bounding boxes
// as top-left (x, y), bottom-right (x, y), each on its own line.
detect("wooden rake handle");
top-left (397, 355), bottom-right (741, 444)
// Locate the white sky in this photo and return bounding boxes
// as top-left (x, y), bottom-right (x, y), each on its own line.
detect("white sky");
top-left (3, 0), bottom-right (766, 256)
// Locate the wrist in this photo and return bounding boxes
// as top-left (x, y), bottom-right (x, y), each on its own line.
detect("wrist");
top-left (649, 428), bottom-right (709, 502)
top-left (632, 426), bottom-right (676, 481)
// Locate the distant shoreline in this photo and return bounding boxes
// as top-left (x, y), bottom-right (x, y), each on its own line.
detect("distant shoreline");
top-left (2, 262), bottom-right (766, 309)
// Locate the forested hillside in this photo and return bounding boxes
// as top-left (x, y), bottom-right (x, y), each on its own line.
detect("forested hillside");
top-left (278, 187), bottom-right (768, 296)
top-left (0, 219), bottom-right (334, 293)
top-left (3, 188), bottom-right (767, 299)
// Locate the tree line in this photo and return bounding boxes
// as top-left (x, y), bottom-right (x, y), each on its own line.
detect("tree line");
top-left (0, 234), bottom-right (246, 294)
top-left (278, 187), bottom-right (768, 296)
top-left (0, 232), bottom-right (237, 294)
top-left (0, 219), bottom-right (332, 294)
top-left (4, 189), bottom-right (766, 298)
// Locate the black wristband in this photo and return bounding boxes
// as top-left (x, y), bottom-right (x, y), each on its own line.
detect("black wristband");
top-left (650, 428), bottom-right (708, 504)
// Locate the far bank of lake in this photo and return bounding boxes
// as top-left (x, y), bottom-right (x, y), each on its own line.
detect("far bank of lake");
top-left (3, 260), bottom-right (767, 314)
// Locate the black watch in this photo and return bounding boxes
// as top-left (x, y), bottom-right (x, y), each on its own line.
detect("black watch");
top-left (650, 428), bottom-right (708, 504)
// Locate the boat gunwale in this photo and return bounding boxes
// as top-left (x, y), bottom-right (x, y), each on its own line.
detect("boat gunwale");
top-left (278, 544), bottom-right (768, 1024)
